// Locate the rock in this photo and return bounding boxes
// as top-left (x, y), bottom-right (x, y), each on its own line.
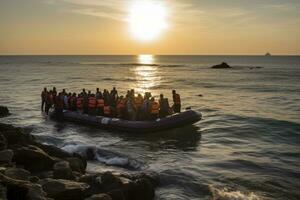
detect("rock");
top-left (0, 106), bottom-right (9, 117)
top-left (26, 183), bottom-right (48, 200)
top-left (0, 149), bottom-right (14, 165)
top-left (35, 143), bottom-right (72, 159)
top-left (0, 133), bottom-right (7, 151)
top-left (35, 171), bottom-right (54, 179)
top-left (100, 172), bottom-right (123, 192)
top-left (53, 161), bottom-right (75, 180)
top-left (127, 178), bottom-right (155, 200)
top-left (133, 172), bottom-right (160, 188)
top-left (0, 184), bottom-right (7, 200)
top-left (211, 62), bottom-right (231, 69)
top-left (107, 189), bottom-right (125, 200)
top-left (13, 145), bottom-right (55, 172)
top-left (40, 178), bottom-right (89, 200)
top-left (29, 176), bottom-right (40, 183)
top-left (85, 193), bottom-right (112, 200)
top-left (4, 167), bottom-right (31, 181)
top-left (0, 123), bottom-right (35, 148)
top-left (0, 173), bottom-right (48, 200)
top-left (67, 157), bottom-right (86, 174)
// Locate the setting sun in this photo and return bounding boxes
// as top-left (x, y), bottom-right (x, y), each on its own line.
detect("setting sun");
top-left (127, 0), bottom-right (168, 41)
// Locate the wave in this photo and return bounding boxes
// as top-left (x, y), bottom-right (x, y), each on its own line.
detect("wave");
top-left (210, 186), bottom-right (261, 200)
top-left (61, 144), bottom-right (142, 170)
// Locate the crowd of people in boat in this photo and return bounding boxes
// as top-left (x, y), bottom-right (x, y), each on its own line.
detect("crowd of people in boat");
top-left (41, 87), bottom-right (181, 121)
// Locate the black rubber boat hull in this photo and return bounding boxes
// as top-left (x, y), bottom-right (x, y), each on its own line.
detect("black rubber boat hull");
top-left (50, 110), bottom-right (201, 133)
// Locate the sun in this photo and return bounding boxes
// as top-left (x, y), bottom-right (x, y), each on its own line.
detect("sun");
top-left (127, 0), bottom-right (168, 41)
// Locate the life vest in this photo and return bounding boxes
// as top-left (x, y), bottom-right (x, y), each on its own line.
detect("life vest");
top-left (88, 97), bottom-right (97, 108)
top-left (134, 96), bottom-right (143, 108)
top-left (150, 101), bottom-right (159, 114)
top-left (117, 99), bottom-right (126, 110)
top-left (104, 106), bottom-right (111, 115)
top-left (55, 97), bottom-right (64, 109)
top-left (76, 97), bottom-right (83, 109)
top-left (174, 94), bottom-right (181, 105)
top-left (96, 99), bottom-right (104, 108)
top-left (70, 96), bottom-right (76, 107)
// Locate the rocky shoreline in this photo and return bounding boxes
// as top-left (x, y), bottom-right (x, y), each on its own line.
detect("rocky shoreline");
top-left (0, 106), bottom-right (158, 200)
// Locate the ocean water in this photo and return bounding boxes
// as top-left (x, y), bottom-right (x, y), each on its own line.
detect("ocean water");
top-left (0, 55), bottom-right (300, 200)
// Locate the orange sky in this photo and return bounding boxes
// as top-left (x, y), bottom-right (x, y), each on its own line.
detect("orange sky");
top-left (0, 0), bottom-right (300, 55)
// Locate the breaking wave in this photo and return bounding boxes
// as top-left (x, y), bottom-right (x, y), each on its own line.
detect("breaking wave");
top-left (61, 144), bottom-right (143, 170)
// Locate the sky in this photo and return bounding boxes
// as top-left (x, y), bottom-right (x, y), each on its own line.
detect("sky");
top-left (0, 0), bottom-right (300, 55)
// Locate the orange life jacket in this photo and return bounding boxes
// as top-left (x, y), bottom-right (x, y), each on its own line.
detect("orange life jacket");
top-left (96, 99), bottom-right (104, 108)
top-left (174, 94), bottom-right (181, 105)
top-left (88, 97), bottom-right (97, 108)
top-left (117, 99), bottom-right (126, 110)
top-left (104, 106), bottom-right (111, 115)
top-left (150, 101), bottom-right (159, 114)
top-left (76, 97), bottom-right (83, 109)
top-left (134, 96), bottom-right (143, 108)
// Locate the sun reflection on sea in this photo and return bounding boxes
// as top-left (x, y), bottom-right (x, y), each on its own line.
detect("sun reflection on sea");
top-left (132, 55), bottom-right (161, 95)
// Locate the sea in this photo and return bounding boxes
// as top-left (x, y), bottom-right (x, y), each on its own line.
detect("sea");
top-left (0, 55), bottom-right (299, 200)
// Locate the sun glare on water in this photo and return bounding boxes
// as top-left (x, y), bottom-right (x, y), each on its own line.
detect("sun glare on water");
top-left (127, 0), bottom-right (168, 41)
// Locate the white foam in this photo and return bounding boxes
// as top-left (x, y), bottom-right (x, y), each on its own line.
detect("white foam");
top-left (96, 154), bottom-right (129, 166)
top-left (210, 186), bottom-right (261, 200)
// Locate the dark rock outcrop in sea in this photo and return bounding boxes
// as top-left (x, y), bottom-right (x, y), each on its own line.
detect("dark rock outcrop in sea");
top-left (0, 121), bottom-right (158, 200)
top-left (0, 106), bottom-right (9, 118)
top-left (211, 62), bottom-right (231, 69)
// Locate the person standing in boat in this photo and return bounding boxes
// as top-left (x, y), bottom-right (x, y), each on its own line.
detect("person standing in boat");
top-left (159, 94), bottom-right (170, 118)
top-left (41, 87), bottom-right (47, 111)
top-left (96, 94), bottom-right (105, 116)
top-left (140, 92), bottom-right (151, 120)
top-left (172, 90), bottom-right (181, 113)
top-left (126, 95), bottom-right (136, 120)
top-left (150, 97), bottom-right (159, 120)
top-left (45, 90), bottom-right (53, 115)
top-left (134, 93), bottom-right (143, 120)
top-left (82, 90), bottom-right (89, 114)
top-left (55, 92), bottom-right (64, 119)
top-left (88, 94), bottom-right (97, 115)
top-left (76, 94), bottom-right (83, 112)
top-left (70, 93), bottom-right (77, 111)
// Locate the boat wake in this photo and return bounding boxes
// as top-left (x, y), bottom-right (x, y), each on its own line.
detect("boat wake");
top-left (61, 144), bottom-right (143, 170)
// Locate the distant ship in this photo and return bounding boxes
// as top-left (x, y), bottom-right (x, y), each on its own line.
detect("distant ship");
top-left (265, 52), bottom-right (271, 56)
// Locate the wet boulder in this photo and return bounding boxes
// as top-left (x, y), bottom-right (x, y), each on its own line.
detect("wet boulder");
top-left (53, 161), bottom-right (75, 180)
top-left (0, 106), bottom-right (9, 117)
top-left (13, 145), bottom-right (55, 172)
top-left (0, 184), bottom-right (6, 200)
top-left (107, 189), bottom-right (125, 200)
top-left (66, 157), bottom-right (86, 174)
top-left (40, 178), bottom-right (89, 200)
top-left (100, 172), bottom-right (123, 192)
top-left (85, 193), bottom-right (112, 200)
top-left (0, 134), bottom-right (7, 151)
top-left (4, 167), bottom-right (31, 181)
top-left (35, 143), bottom-right (72, 159)
top-left (211, 62), bottom-right (231, 69)
top-left (0, 173), bottom-right (48, 200)
top-left (0, 123), bottom-right (35, 148)
top-left (127, 178), bottom-right (155, 200)
top-left (0, 149), bottom-right (14, 165)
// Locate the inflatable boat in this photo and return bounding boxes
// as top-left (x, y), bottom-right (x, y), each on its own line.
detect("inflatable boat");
top-left (50, 109), bottom-right (201, 133)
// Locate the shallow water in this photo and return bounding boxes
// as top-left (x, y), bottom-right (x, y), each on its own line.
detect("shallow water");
top-left (0, 55), bottom-right (300, 199)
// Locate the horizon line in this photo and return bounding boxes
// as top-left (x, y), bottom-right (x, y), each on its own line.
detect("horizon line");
top-left (0, 54), bottom-right (299, 56)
